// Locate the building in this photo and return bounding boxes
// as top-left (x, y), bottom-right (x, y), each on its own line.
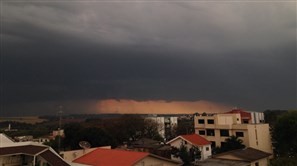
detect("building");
top-left (198, 147), bottom-right (271, 166)
top-left (146, 115), bottom-right (178, 140)
top-left (52, 129), bottom-right (65, 138)
top-left (167, 134), bottom-right (212, 161)
top-left (0, 133), bottom-right (70, 166)
top-left (72, 148), bottom-right (182, 166)
top-left (194, 109), bottom-right (273, 154)
top-left (14, 135), bottom-right (34, 142)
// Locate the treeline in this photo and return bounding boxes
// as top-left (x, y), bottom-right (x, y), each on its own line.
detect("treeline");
top-left (47, 114), bottom-right (163, 151)
top-left (264, 110), bottom-right (297, 166)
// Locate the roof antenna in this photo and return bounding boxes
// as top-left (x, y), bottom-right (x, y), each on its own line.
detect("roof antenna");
top-left (57, 105), bottom-right (63, 154)
top-left (79, 141), bottom-right (91, 154)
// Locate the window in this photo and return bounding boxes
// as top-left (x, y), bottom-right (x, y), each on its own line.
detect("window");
top-left (220, 129), bottom-right (229, 137)
top-left (184, 141), bottom-right (187, 144)
top-left (206, 129), bottom-right (215, 136)
top-left (206, 147), bottom-right (209, 151)
top-left (198, 119), bottom-right (205, 124)
top-left (236, 132), bottom-right (244, 137)
top-left (207, 119), bottom-right (214, 124)
top-left (255, 162), bottom-right (259, 166)
top-left (199, 130), bottom-right (206, 135)
top-left (243, 119), bottom-right (249, 124)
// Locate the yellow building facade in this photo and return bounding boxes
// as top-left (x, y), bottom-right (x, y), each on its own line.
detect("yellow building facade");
top-left (194, 113), bottom-right (273, 154)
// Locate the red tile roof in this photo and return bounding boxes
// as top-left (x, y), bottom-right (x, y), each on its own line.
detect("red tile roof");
top-left (73, 148), bottom-right (149, 166)
top-left (226, 109), bottom-right (251, 119)
top-left (180, 134), bottom-right (211, 146)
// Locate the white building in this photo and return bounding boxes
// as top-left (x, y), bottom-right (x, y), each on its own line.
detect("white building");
top-left (167, 134), bottom-right (212, 161)
top-left (146, 115), bottom-right (178, 140)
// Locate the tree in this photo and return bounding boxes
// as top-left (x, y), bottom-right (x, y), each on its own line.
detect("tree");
top-left (176, 118), bottom-right (194, 136)
top-left (273, 111), bottom-right (297, 157)
top-left (143, 119), bottom-right (163, 141)
top-left (264, 110), bottom-right (288, 127)
top-left (63, 123), bottom-right (116, 150)
top-left (171, 145), bottom-right (201, 165)
top-left (44, 136), bottom-right (64, 152)
top-left (269, 157), bottom-right (297, 166)
top-left (179, 144), bottom-right (191, 165)
top-left (105, 115), bottom-right (162, 144)
top-left (63, 123), bottom-right (83, 149)
top-left (215, 135), bottom-right (245, 153)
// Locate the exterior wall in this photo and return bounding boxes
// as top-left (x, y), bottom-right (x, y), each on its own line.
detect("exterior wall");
top-left (200, 144), bottom-right (212, 160)
top-left (168, 137), bottom-right (211, 161)
top-left (0, 156), bottom-right (22, 165)
top-left (61, 148), bottom-right (98, 162)
top-left (251, 112), bottom-right (265, 124)
top-left (247, 124), bottom-right (273, 154)
top-left (216, 114), bottom-right (241, 125)
top-left (0, 155), bottom-right (53, 166)
top-left (135, 156), bottom-right (179, 166)
top-left (250, 158), bottom-right (269, 166)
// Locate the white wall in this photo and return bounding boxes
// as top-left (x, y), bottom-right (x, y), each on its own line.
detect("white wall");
top-left (168, 137), bottom-right (211, 161)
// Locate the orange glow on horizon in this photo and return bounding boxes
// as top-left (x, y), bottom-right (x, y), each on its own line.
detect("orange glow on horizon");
top-left (96, 99), bottom-right (232, 114)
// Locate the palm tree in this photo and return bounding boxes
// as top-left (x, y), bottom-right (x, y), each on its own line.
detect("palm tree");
top-left (221, 135), bottom-right (245, 152)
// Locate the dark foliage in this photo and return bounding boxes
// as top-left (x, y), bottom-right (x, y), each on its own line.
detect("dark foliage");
top-left (273, 111), bottom-right (297, 157)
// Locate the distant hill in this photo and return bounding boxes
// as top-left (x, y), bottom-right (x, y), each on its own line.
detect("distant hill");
top-left (0, 116), bottom-right (46, 124)
top-left (95, 99), bottom-right (232, 114)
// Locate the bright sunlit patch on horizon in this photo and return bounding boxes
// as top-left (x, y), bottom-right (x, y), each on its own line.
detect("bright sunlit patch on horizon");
top-left (95, 99), bottom-right (232, 114)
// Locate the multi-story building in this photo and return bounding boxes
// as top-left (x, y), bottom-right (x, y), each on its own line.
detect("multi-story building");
top-left (194, 109), bottom-right (273, 154)
top-left (146, 115), bottom-right (178, 140)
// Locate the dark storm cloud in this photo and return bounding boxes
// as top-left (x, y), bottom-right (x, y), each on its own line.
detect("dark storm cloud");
top-left (1, 1), bottom-right (296, 115)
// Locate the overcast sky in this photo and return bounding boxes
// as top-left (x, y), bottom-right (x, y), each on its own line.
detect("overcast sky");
top-left (1, 0), bottom-right (296, 116)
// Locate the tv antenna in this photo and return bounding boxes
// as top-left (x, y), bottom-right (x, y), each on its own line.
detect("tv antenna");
top-left (57, 105), bottom-right (63, 153)
top-left (79, 141), bottom-right (91, 149)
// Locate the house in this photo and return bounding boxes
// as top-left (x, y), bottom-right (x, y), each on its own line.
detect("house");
top-left (0, 133), bottom-right (70, 166)
top-left (194, 109), bottom-right (273, 154)
top-left (167, 134), bottom-right (212, 161)
top-left (73, 148), bottom-right (182, 166)
top-left (198, 147), bottom-right (272, 166)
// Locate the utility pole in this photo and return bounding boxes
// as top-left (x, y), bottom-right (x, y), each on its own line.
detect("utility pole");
top-left (58, 105), bottom-right (63, 154)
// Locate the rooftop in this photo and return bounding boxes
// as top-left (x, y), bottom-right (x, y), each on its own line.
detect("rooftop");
top-left (167, 134), bottom-right (211, 146)
top-left (225, 109), bottom-right (251, 119)
top-left (213, 147), bottom-right (272, 162)
top-left (73, 148), bottom-right (149, 166)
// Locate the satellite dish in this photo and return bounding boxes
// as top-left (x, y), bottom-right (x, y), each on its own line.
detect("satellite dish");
top-left (79, 141), bottom-right (91, 149)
